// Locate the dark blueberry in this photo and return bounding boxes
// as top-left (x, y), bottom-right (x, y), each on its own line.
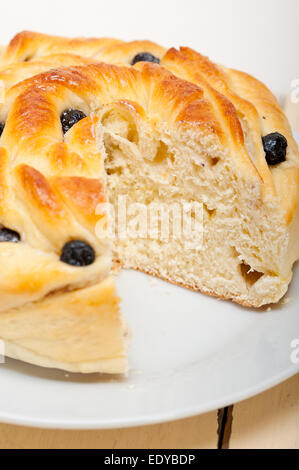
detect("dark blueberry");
top-left (0, 228), bottom-right (20, 243)
top-left (262, 132), bottom-right (287, 166)
top-left (60, 109), bottom-right (87, 134)
top-left (131, 52), bottom-right (160, 66)
top-left (0, 122), bottom-right (5, 137)
top-left (60, 240), bottom-right (95, 267)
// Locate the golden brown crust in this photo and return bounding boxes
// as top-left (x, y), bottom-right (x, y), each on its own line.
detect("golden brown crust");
top-left (3, 62), bottom-right (224, 142)
top-left (162, 47), bottom-right (245, 146)
top-left (1, 31), bottom-right (166, 65)
top-left (53, 176), bottom-right (106, 230)
top-left (0, 31), bottom-right (122, 64)
top-left (99, 39), bottom-right (166, 65)
top-left (0, 32), bottom-right (297, 225)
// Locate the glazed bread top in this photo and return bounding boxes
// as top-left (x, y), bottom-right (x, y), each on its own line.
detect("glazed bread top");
top-left (0, 31), bottom-right (166, 65)
top-left (0, 31), bottom-right (297, 228)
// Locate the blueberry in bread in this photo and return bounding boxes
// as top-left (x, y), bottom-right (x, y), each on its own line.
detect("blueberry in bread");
top-left (262, 132), bottom-right (288, 166)
top-left (131, 52), bottom-right (160, 65)
top-left (60, 109), bottom-right (87, 134)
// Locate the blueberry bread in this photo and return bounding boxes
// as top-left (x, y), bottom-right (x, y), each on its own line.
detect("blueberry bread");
top-left (0, 33), bottom-right (297, 373)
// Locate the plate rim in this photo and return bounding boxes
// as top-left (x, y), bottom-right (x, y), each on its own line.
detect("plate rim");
top-left (0, 364), bottom-right (298, 429)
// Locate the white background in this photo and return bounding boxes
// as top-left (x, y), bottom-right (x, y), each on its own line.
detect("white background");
top-left (0, 0), bottom-right (298, 99)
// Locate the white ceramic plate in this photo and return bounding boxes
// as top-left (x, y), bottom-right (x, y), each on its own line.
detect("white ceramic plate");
top-left (1, 147), bottom-right (299, 430)
top-left (1, 264), bottom-right (299, 430)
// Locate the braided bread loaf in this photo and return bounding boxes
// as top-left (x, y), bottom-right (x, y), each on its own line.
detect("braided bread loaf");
top-left (0, 32), bottom-right (298, 373)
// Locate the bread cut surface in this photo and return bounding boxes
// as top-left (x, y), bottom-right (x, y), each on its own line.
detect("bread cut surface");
top-left (0, 32), bottom-right (298, 373)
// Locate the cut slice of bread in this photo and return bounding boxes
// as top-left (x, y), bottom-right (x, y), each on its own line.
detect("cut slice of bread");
top-left (0, 277), bottom-right (128, 374)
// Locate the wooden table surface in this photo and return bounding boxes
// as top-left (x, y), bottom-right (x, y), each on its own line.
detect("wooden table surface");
top-left (0, 98), bottom-right (298, 451)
